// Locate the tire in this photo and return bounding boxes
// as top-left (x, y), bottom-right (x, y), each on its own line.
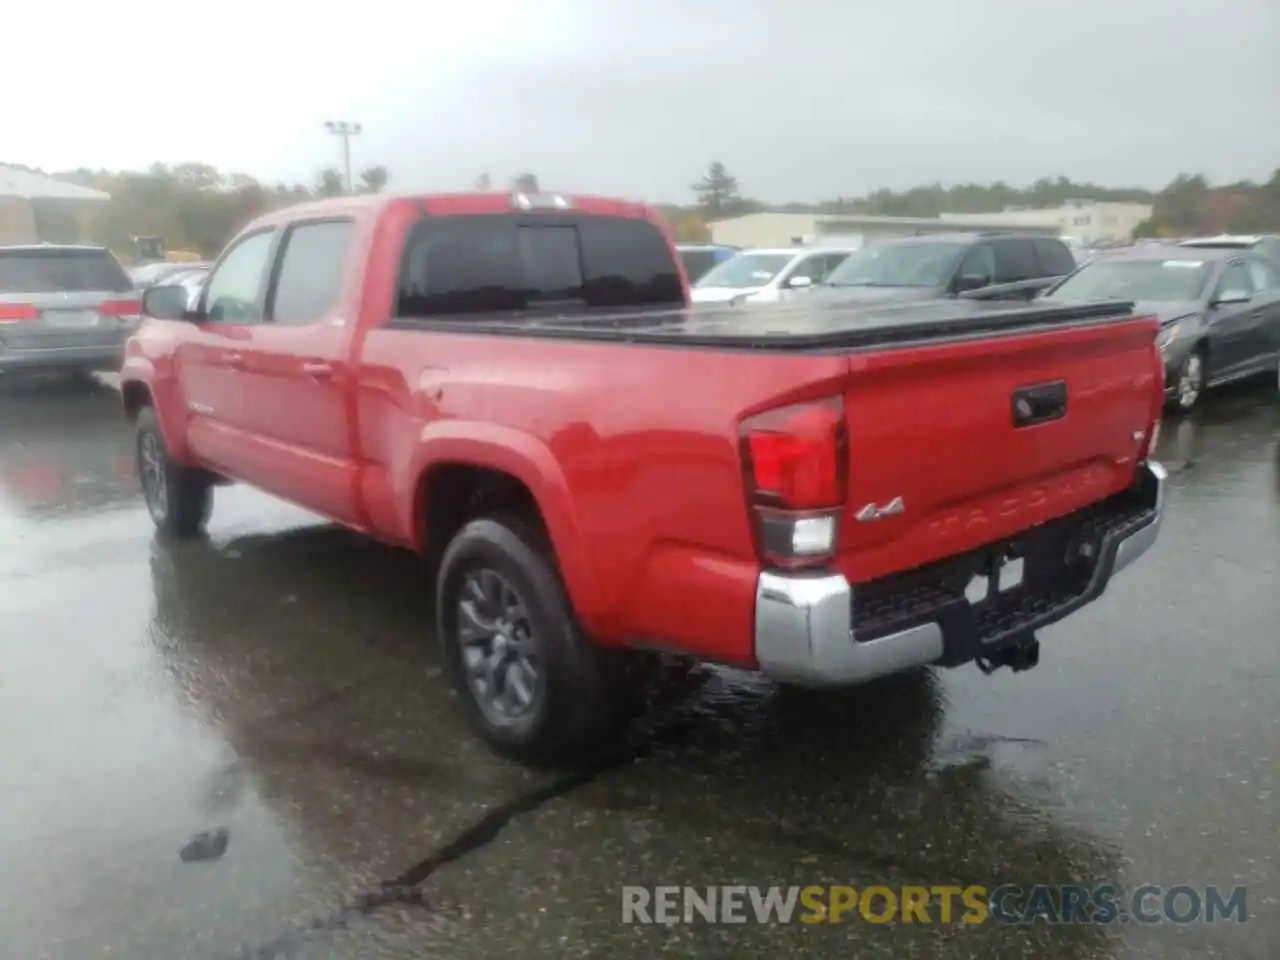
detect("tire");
top-left (135, 407), bottom-right (212, 538)
top-left (435, 514), bottom-right (624, 765)
top-left (1170, 347), bottom-right (1206, 413)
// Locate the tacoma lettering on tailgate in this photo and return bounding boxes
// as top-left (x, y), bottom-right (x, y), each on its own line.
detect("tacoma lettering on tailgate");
top-left (925, 465), bottom-right (1113, 541)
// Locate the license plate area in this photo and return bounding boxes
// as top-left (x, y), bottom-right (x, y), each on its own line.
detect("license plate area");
top-left (851, 483), bottom-right (1160, 663)
top-left (44, 310), bottom-right (100, 329)
top-left (964, 550), bottom-right (1026, 606)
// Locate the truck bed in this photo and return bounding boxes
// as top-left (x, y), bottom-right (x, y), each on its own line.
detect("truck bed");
top-left (386, 298), bottom-right (1139, 351)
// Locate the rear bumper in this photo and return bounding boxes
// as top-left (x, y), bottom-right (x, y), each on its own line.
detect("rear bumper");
top-left (754, 460), bottom-right (1167, 686)
top-left (0, 342), bottom-right (125, 372)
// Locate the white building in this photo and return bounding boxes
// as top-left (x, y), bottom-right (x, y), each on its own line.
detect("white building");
top-left (708, 200), bottom-right (1154, 250)
top-left (0, 164), bottom-right (110, 244)
top-left (939, 200), bottom-right (1153, 243)
top-left (708, 212), bottom-right (1061, 250)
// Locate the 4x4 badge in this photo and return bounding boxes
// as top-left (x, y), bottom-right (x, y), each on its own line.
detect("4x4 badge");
top-left (855, 496), bottom-right (905, 522)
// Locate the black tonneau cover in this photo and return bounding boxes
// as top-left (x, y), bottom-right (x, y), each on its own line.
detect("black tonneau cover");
top-left (386, 297), bottom-right (1141, 352)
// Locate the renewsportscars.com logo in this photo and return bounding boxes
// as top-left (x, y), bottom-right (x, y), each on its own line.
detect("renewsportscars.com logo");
top-left (621, 885), bottom-right (1249, 926)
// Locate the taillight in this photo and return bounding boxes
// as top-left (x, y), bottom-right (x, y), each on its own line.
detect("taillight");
top-left (740, 396), bottom-right (848, 569)
top-left (100, 299), bottom-right (142, 322)
top-left (0, 303), bottom-right (39, 323)
top-left (1138, 337), bottom-right (1165, 462)
top-left (1140, 417), bottom-right (1161, 462)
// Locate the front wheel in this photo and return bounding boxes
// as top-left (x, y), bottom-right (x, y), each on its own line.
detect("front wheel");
top-left (435, 514), bottom-right (623, 765)
top-left (135, 407), bottom-right (212, 538)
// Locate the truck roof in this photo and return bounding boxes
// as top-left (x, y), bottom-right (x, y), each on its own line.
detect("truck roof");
top-left (391, 297), bottom-right (1139, 352)
top-left (245, 191), bottom-right (657, 230)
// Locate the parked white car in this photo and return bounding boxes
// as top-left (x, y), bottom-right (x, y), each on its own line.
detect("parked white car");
top-left (690, 247), bottom-right (855, 305)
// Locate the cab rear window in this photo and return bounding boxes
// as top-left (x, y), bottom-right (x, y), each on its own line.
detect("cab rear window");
top-left (0, 248), bottom-right (133, 294)
top-left (396, 214), bottom-right (683, 317)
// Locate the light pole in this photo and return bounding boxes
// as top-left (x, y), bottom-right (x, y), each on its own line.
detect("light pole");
top-left (324, 120), bottom-right (362, 194)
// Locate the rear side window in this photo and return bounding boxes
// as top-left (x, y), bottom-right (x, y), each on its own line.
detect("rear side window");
top-left (1032, 239), bottom-right (1077, 277)
top-left (269, 220), bottom-right (354, 324)
top-left (991, 239), bottom-right (1041, 283)
top-left (0, 248), bottom-right (132, 294)
top-left (396, 214), bottom-right (683, 318)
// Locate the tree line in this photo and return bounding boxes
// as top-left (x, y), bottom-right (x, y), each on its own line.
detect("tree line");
top-left (9, 157), bottom-right (1278, 257)
top-left (12, 162), bottom-right (390, 260)
top-left (14, 164), bottom-right (549, 260)
top-left (685, 161), bottom-right (1280, 241)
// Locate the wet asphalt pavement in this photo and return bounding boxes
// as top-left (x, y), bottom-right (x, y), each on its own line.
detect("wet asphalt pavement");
top-left (0, 374), bottom-right (1276, 960)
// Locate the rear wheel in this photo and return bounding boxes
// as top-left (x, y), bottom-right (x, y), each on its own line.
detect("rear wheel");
top-left (1171, 348), bottom-right (1205, 412)
top-left (435, 514), bottom-right (624, 765)
top-left (135, 407), bottom-right (212, 538)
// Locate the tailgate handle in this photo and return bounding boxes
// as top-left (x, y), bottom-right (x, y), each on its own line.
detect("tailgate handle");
top-left (1012, 380), bottom-right (1067, 428)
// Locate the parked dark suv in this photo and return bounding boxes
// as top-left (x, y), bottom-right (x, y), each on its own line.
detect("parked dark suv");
top-left (807, 232), bottom-right (1077, 305)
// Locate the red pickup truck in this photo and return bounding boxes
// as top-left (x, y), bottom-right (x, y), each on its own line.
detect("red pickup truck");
top-left (122, 191), bottom-right (1167, 764)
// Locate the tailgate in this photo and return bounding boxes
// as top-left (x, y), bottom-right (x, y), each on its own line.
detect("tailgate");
top-left (835, 315), bottom-right (1160, 583)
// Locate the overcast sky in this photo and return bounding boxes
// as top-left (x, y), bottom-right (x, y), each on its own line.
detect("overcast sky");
top-left (3, 0), bottom-right (1277, 203)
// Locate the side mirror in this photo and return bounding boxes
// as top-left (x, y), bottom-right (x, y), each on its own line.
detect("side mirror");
top-left (1212, 289), bottom-right (1251, 306)
top-left (953, 273), bottom-right (990, 294)
top-left (142, 284), bottom-right (194, 321)
top-left (786, 275), bottom-right (814, 290)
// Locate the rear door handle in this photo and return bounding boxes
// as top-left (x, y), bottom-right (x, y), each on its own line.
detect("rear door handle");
top-left (302, 360), bottom-right (336, 379)
top-left (224, 352), bottom-right (245, 370)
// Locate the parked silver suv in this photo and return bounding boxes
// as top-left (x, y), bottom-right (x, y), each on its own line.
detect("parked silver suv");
top-left (0, 244), bottom-right (139, 376)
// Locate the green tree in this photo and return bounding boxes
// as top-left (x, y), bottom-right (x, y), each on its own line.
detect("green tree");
top-left (358, 166), bottom-right (389, 193)
top-left (511, 172), bottom-right (539, 192)
top-left (692, 161), bottom-right (742, 218)
top-left (315, 168), bottom-right (344, 198)
top-left (171, 162), bottom-right (222, 191)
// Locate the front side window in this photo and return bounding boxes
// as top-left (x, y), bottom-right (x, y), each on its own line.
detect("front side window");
top-left (202, 230), bottom-right (276, 323)
top-left (270, 220), bottom-right (354, 325)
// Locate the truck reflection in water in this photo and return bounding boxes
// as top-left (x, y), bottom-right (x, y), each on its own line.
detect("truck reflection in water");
top-left (0, 377), bottom-right (138, 520)
top-left (146, 528), bottom-right (1122, 958)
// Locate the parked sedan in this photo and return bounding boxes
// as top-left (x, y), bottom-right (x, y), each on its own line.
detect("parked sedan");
top-left (690, 247), bottom-right (854, 305)
top-left (0, 245), bottom-right (141, 376)
top-left (1041, 246), bottom-right (1280, 411)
